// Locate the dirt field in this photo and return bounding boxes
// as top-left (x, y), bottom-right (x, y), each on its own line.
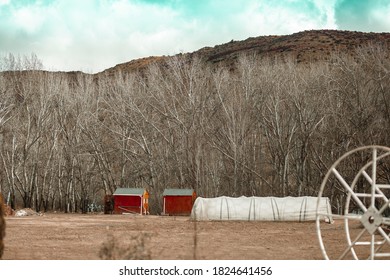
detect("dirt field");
top-left (0, 213), bottom-right (380, 260)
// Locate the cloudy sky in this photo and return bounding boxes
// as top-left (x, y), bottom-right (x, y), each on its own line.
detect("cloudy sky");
top-left (1, 0), bottom-right (390, 73)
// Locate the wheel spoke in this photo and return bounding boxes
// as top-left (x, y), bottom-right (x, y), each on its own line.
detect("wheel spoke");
top-left (372, 227), bottom-right (390, 259)
top-left (324, 213), bottom-right (361, 220)
top-left (371, 148), bottom-right (377, 209)
top-left (332, 168), bottom-right (367, 212)
top-left (377, 227), bottom-right (390, 244)
top-left (339, 228), bottom-right (366, 260)
top-left (378, 201), bottom-right (390, 215)
top-left (381, 217), bottom-right (390, 226)
top-left (370, 234), bottom-right (375, 260)
top-left (362, 170), bottom-right (390, 205)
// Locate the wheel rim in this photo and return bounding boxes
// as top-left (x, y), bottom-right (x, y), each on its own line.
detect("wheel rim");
top-left (316, 145), bottom-right (390, 260)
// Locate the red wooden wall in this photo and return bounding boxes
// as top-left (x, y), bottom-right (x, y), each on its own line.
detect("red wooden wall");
top-left (114, 195), bottom-right (142, 214)
top-left (164, 195), bottom-right (194, 215)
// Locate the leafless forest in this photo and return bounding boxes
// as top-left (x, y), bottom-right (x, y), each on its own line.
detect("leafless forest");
top-left (0, 45), bottom-right (389, 214)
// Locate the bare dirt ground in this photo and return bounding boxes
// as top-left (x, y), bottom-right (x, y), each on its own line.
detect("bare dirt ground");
top-left (1, 213), bottom-right (381, 260)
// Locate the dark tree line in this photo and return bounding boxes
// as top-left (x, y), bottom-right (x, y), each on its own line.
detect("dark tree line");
top-left (0, 44), bottom-right (389, 214)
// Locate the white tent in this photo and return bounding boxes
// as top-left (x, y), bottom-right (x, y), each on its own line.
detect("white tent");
top-left (191, 196), bottom-right (333, 222)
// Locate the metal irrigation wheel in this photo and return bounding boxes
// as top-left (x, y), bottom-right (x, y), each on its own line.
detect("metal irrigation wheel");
top-left (316, 145), bottom-right (390, 260)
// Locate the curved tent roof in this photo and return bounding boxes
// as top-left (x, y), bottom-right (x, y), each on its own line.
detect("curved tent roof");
top-left (191, 196), bottom-right (332, 222)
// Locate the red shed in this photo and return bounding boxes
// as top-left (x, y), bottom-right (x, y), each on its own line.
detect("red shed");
top-left (113, 188), bottom-right (149, 215)
top-left (162, 189), bottom-right (196, 216)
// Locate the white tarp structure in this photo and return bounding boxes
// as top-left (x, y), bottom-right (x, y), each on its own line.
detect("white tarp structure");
top-left (191, 196), bottom-right (333, 222)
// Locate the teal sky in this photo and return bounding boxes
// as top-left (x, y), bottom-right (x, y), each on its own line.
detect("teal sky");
top-left (1, 0), bottom-right (389, 72)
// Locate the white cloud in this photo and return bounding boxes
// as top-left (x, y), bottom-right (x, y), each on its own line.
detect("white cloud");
top-left (0, 0), bottom-right (10, 6)
top-left (1, 0), bottom-right (187, 72)
top-left (13, 6), bottom-right (45, 34)
top-left (312, 0), bottom-right (338, 29)
top-left (2, 0), bottom-right (385, 73)
top-left (233, 1), bottom-right (337, 37)
top-left (370, 4), bottom-right (390, 32)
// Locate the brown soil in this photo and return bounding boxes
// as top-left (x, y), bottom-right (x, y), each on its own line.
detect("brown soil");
top-left (1, 213), bottom-right (383, 260)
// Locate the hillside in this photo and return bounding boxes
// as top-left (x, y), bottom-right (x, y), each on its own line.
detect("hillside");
top-left (99, 29), bottom-right (390, 76)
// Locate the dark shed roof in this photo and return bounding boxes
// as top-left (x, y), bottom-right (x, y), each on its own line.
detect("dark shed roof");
top-left (163, 189), bottom-right (194, 196)
top-left (113, 188), bottom-right (146, 196)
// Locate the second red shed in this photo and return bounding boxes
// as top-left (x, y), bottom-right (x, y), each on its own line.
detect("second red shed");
top-left (162, 189), bottom-right (196, 216)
